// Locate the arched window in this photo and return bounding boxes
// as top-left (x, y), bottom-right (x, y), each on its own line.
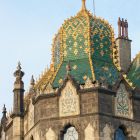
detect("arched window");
top-left (61, 124), bottom-right (78, 140)
top-left (114, 126), bottom-right (127, 140)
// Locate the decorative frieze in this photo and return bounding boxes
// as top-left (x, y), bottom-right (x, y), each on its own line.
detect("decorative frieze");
top-left (103, 124), bottom-right (112, 140)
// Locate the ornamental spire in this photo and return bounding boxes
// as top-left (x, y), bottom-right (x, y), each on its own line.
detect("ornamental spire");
top-left (29, 75), bottom-right (35, 93)
top-left (30, 75), bottom-right (35, 86)
top-left (82, 0), bottom-right (86, 11)
top-left (1, 104), bottom-right (7, 128)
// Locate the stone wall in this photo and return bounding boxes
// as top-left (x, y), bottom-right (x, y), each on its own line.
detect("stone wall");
top-left (24, 115), bottom-right (100, 140)
top-left (98, 89), bottom-right (114, 115)
top-left (80, 90), bottom-right (98, 115)
top-left (5, 123), bottom-right (13, 140)
top-left (34, 96), bottom-right (59, 123)
top-left (133, 99), bottom-right (140, 121)
top-left (4, 81), bottom-right (140, 140)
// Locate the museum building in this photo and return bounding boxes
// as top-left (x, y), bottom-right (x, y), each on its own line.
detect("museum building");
top-left (1, 0), bottom-right (140, 139)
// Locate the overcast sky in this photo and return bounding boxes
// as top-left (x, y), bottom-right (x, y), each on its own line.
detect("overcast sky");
top-left (0, 0), bottom-right (140, 117)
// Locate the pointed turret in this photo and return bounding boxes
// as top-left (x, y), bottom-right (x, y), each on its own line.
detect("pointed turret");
top-left (29, 75), bottom-right (35, 93)
top-left (1, 105), bottom-right (7, 129)
top-left (12, 62), bottom-right (25, 140)
top-left (12, 62), bottom-right (25, 117)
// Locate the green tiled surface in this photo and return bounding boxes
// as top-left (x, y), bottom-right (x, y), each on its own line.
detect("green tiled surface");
top-left (52, 13), bottom-right (120, 88)
top-left (128, 56), bottom-right (140, 88)
top-left (53, 58), bottom-right (92, 88)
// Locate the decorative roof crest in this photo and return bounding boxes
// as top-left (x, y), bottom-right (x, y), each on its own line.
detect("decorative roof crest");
top-left (44, 83), bottom-right (54, 94)
top-left (84, 77), bottom-right (94, 89)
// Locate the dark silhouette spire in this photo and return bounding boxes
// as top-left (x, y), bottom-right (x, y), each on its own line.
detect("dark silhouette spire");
top-left (29, 75), bottom-right (35, 93)
top-left (117, 17), bottom-right (129, 39)
top-left (30, 75), bottom-right (35, 86)
top-left (1, 105), bottom-right (7, 128)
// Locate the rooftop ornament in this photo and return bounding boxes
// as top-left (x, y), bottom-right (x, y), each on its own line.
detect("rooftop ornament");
top-left (82, 0), bottom-right (87, 11)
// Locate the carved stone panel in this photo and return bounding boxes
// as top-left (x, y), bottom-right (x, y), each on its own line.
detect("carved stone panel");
top-left (59, 81), bottom-right (80, 117)
top-left (115, 84), bottom-right (132, 118)
top-left (103, 124), bottom-right (112, 140)
top-left (84, 123), bottom-right (95, 140)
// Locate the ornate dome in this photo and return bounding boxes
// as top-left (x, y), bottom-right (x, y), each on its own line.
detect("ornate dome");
top-left (50, 0), bottom-right (120, 88)
top-left (35, 0), bottom-right (121, 90)
top-left (53, 1), bottom-right (115, 68)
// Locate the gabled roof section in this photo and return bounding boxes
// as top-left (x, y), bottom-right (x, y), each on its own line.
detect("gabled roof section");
top-left (57, 73), bottom-right (80, 95)
top-left (127, 53), bottom-right (140, 88)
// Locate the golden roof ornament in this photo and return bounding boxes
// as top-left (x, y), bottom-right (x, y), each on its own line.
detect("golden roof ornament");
top-left (44, 83), bottom-right (54, 94)
top-left (82, 0), bottom-right (86, 11)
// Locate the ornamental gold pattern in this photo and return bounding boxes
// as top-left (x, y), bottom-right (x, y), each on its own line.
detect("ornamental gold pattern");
top-left (34, 1), bottom-right (136, 91)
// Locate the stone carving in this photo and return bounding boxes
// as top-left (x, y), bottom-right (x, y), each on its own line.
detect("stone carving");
top-left (115, 84), bottom-right (132, 118)
top-left (84, 78), bottom-right (94, 89)
top-left (103, 124), bottom-right (112, 140)
top-left (85, 123), bottom-right (95, 140)
top-left (44, 83), bottom-right (54, 94)
top-left (28, 100), bottom-right (34, 130)
top-left (45, 128), bottom-right (57, 140)
top-left (59, 81), bottom-right (80, 117)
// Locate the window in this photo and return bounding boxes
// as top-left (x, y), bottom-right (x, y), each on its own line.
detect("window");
top-left (114, 127), bottom-right (127, 140)
top-left (62, 125), bottom-right (78, 140)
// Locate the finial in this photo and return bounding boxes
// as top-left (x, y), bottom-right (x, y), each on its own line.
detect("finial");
top-left (66, 61), bottom-right (71, 74)
top-left (118, 17), bottom-right (121, 24)
top-left (1, 104), bottom-right (7, 127)
top-left (14, 62), bottom-right (24, 78)
top-left (17, 61), bottom-right (22, 70)
top-left (30, 75), bottom-right (35, 86)
top-left (2, 104), bottom-right (6, 114)
top-left (82, 0), bottom-right (86, 11)
top-left (125, 19), bottom-right (128, 28)
top-left (29, 75), bottom-right (35, 93)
